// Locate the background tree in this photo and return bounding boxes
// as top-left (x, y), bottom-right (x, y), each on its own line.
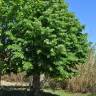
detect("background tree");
top-left (0, 0), bottom-right (89, 95)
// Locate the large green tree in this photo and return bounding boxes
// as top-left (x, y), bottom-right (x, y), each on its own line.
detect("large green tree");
top-left (0, 0), bottom-right (88, 95)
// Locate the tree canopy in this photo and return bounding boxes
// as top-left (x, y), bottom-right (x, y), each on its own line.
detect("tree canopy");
top-left (0, 0), bottom-right (88, 79)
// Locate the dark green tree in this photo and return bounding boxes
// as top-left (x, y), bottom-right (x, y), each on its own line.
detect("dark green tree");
top-left (0, 0), bottom-right (88, 95)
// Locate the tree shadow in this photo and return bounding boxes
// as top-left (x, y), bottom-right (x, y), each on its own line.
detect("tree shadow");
top-left (0, 86), bottom-right (59, 96)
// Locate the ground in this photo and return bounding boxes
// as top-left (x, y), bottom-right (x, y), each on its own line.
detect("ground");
top-left (44, 89), bottom-right (96, 96)
top-left (0, 80), bottom-right (96, 96)
top-left (0, 88), bottom-right (96, 96)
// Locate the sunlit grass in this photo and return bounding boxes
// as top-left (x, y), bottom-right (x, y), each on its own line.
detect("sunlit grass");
top-left (44, 89), bottom-right (95, 96)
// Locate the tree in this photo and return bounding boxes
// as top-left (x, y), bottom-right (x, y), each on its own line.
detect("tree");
top-left (0, 0), bottom-right (88, 95)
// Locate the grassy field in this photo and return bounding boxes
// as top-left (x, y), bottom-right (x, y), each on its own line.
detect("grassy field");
top-left (44, 89), bottom-right (96, 96)
top-left (0, 88), bottom-right (96, 96)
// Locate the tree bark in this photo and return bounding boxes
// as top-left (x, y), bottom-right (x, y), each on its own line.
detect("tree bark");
top-left (32, 73), bottom-right (41, 96)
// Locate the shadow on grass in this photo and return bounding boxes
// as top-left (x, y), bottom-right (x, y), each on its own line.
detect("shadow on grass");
top-left (0, 86), bottom-right (59, 96)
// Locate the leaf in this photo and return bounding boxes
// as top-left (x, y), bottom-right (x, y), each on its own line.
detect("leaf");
top-left (23, 61), bottom-right (32, 71)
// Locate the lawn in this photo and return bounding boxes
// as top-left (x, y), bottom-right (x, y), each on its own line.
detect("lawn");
top-left (0, 88), bottom-right (96, 96)
top-left (44, 89), bottom-right (96, 96)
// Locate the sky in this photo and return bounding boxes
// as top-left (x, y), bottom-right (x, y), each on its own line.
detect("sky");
top-left (66, 0), bottom-right (96, 42)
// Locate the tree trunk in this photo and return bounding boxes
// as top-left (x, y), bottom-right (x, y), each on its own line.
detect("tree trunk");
top-left (0, 74), bottom-right (1, 87)
top-left (32, 73), bottom-right (41, 96)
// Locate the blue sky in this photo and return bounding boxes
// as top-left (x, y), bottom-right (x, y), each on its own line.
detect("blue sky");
top-left (66, 0), bottom-right (96, 42)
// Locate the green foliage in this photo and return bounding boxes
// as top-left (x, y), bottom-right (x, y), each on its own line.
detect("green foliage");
top-left (0, 0), bottom-right (89, 78)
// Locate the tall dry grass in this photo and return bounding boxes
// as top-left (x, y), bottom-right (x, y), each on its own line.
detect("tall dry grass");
top-left (67, 44), bottom-right (96, 93)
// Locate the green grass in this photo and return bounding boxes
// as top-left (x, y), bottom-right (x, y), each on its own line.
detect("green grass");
top-left (0, 88), bottom-right (96, 96)
top-left (44, 89), bottom-right (96, 96)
